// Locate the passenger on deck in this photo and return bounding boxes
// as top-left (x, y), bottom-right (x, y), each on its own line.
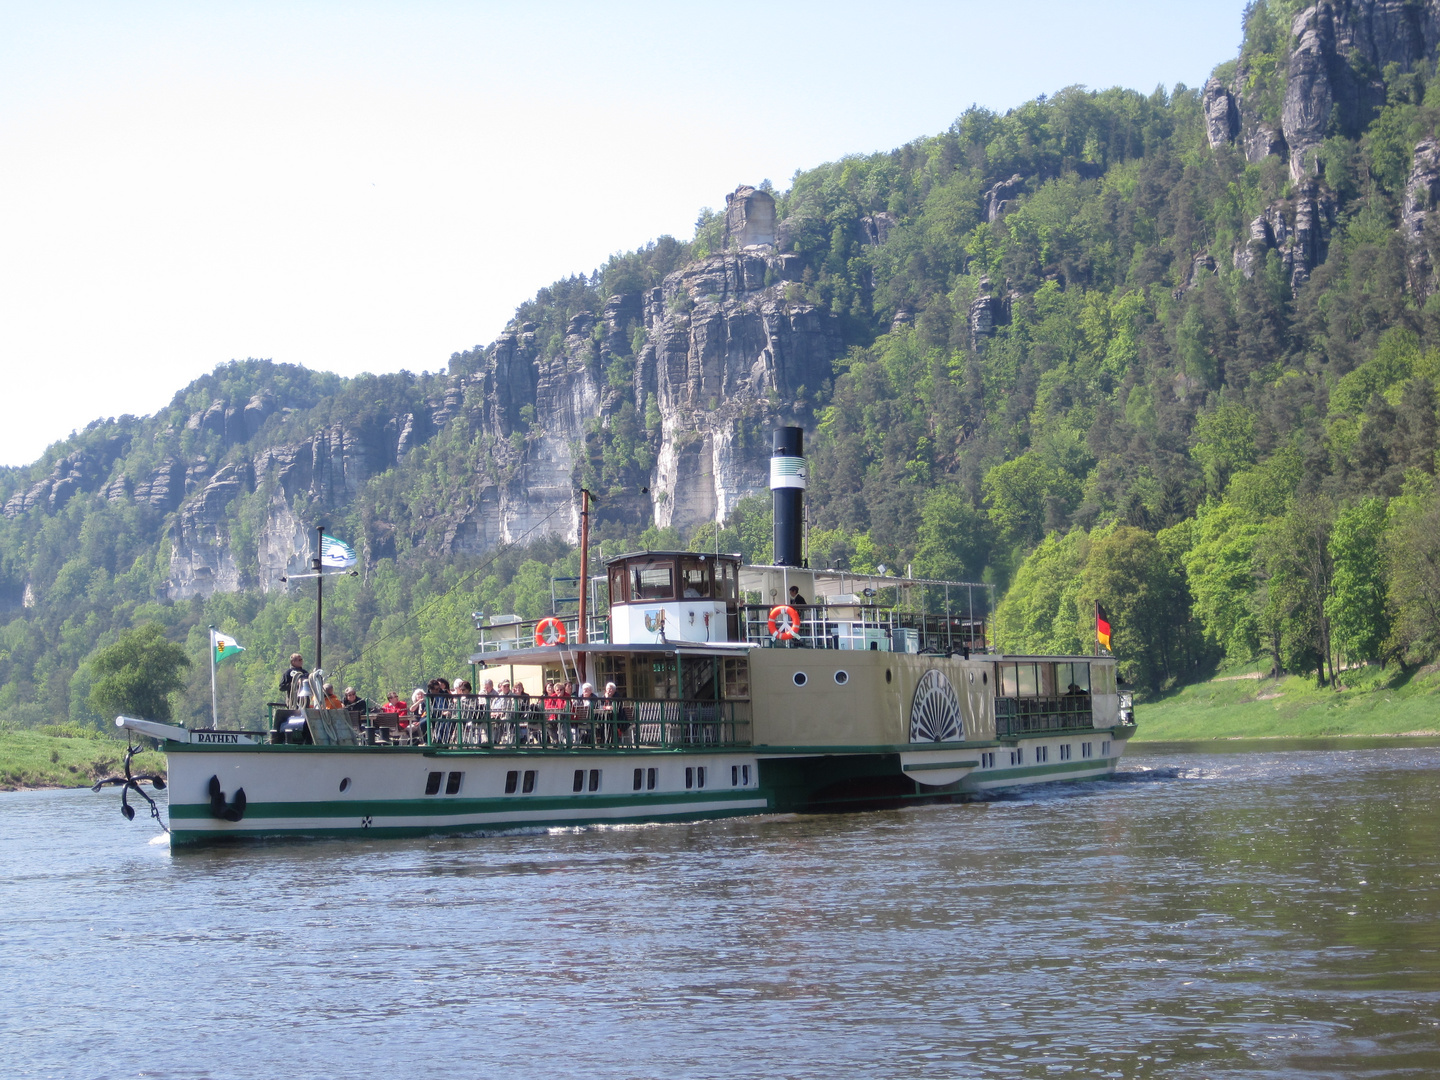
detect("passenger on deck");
top-left (380, 691), bottom-right (408, 717)
top-left (341, 687), bottom-right (367, 719)
top-left (322, 683), bottom-right (343, 709)
top-left (279, 653), bottom-right (308, 708)
top-left (788, 585), bottom-right (808, 607)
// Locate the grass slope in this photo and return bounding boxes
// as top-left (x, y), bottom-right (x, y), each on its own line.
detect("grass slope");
top-left (1135, 663), bottom-right (1440, 740)
top-left (0, 725), bottom-right (166, 790)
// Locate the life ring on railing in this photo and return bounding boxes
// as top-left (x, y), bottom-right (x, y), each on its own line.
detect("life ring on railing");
top-left (768, 605), bottom-right (801, 641)
top-left (535, 617), bottom-right (568, 647)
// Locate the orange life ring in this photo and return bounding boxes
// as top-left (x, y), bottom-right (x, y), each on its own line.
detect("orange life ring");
top-left (768, 605), bottom-right (801, 641)
top-left (535, 617), bottom-right (568, 647)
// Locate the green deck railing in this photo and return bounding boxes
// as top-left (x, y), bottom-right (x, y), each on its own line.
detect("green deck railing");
top-left (403, 694), bottom-right (751, 750)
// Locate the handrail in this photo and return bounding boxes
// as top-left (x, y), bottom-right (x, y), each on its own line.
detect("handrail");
top-left (391, 694), bottom-right (752, 750)
top-left (994, 694), bottom-right (1096, 737)
top-left (737, 603), bottom-right (986, 653)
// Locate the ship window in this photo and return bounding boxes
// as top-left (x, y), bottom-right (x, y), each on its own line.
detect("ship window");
top-left (1057, 662), bottom-right (1090, 694)
top-left (834, 670), bottom-right (849, 686)
top-left (505, 770), bottom-right (519, 794)
top-left (732, 765), bottom-right (738, 786)
top-left (982, 672), bottom-right (987, 685)
top-left (683, 655), bottom-right (719, 701)
top-left (589, 768), bottom-right (601, 792)
top-left (339, 777), bottom-right (351, 793)
top-left (573, 769), bottom-right (585, 793)
top-left (633, 768), bottom-right (644, 791)
top-left (793, 672), bottom-right (808, 687)
top-left (685, 767), bottom-right (694, 789)
top-left (1011, 749), bottom-right (1022, 765)
top-left (723, 656), bottom-right (750, 699)
top-left (609, 564), bottom-right (628, 604)
top-left (631, 561), bottom-right (675, 601)
top-left (646, 767), bottom-right (657, 790)
top-left (594, 653), bottom-right (628, 698)
top-left (446, 771), bottom-right (463, 794)
top-left (742, 764), bottom-right (750, 785)
top-left (714, 559), bottom-right (738, 602)
top-left (522, 769), bottom-right (537, 794)
top-left (885, 669), bottom-right (892, 684)
top-left (425, 771), bottom-right (443, 795)
top-left (1059, 744), bottom-right (1071, 761)
top-left (680, 558), bottom-right (713, 598)
top-left (1017, 664), bottom-right (1039, 698)
top-left (1036, 746), bottom-right (1048, 763)
top-left (696, 766), bottom-right (706, 789)
top-left (1082, 742), bottom-right (1093, 758)
top-left (1102, 740), bottom-right (1111, 756)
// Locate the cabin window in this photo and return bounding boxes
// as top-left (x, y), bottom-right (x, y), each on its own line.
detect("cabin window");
top-left (629, 654), bottom-right (678, 700)
top-left (683, 655), bottom-right (719, 701)
top-left (445, 771), bottom-right (463, 795)
top-left (1059, 744), bottom-right (1072, 761)
top-left (1082, 742), bottom-right (1093, 759)
top-left (1056, 662), bottom-right (1090, 695)
top-left (573, 769), bottom-right (585, 793)
top-left (685, 767), bottom-right (694, 789)
top-left (505, 770), bottom-right (519, 794)
top-left (522, 769), bottom-right (537, 794)
top-left (679, 558), bottom-right (713, 598)
top-left (742, 764), bottom-right (750, 785)
top-left (732, 765), bottom-right (739, 786)
top-left (723, 656), bottom-right (750, 699)
top-left (589, 769), bottom-right (601, 792)
top-left (1102, 740), bottom-right (1111, 756)
top-left (593, 653), bottom-right (628, 698)
top-left (425, 771), bottom-right (443, 795)
top-left (1092, 665), bottom-right (1117, 695)
top-left (631, 561), bottom-right (675, 601)
top-left (609, 564), bottom-right (628, 604)
top-left (696, 766), bottom-right (706, 789)
top-left (633, 768), bottom-right (643, 791)
top-left (1036, 746), bottom-right (1049, 763)
top-left (1011, 749), bottom-right (1022, 765)
top-left (646, 767), bottom-right (657, 790)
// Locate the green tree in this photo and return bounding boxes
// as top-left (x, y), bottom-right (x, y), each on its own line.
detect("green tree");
top-left (914, 486), bottom-right (992, 581)
top-left (1081, 525), bottom-right (1193, 692)
top-left (1182, 500), bottom-right (1266, 662)
top-left (1325, 498), bottom-right (1390, 664)
top-left (992, 529), bottom-right (1089, 654)
top-left (87, 622), bottom-right (191, 723)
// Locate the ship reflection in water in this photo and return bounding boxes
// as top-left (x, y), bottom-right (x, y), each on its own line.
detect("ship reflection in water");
top-left (5, 740), bottom-right (1440, 1078)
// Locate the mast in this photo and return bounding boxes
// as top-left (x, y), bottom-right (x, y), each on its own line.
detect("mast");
top-left (577, 488), bottom-right (591, 683)
top-left (314, 525), bottom-right (324, 674)
top-left (209, 625), bottom-right (218, 729)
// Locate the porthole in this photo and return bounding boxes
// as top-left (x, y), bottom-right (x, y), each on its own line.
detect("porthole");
top-left (793, 672), bottom-right (808, 687)
top-left (339, 777), bottom-right (351, 793)
top-left (982, 672), bottom-right (988, 684)
top-left (834, 670), bottom-right (850, 686)
top-left (886, 668), bottom-right (892, 684)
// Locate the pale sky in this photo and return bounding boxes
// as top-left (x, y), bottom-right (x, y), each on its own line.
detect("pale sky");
top-left (0, 1), bottom-right (1248, 468)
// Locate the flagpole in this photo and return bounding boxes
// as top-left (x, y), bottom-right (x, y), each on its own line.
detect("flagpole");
top-left (209, 625), bottom-right (218, 729)
top-left (1094, 600), bottom-right (1099, 658)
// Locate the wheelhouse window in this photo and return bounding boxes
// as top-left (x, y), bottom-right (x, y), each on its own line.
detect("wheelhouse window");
top-left (679, 557), bottom-right (713, 599)
top-left (1056, 662), bottom-right (1090, 695)
top-left (609, 564), bottom-right (628, 604)
top-left (631, 560), bottom-right (675, 601)
top-left (714, 559), bottom-right (738, 603)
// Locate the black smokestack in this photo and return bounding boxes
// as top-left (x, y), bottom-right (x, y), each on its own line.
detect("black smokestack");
top-left (771, 427), bottom-right (805, 566)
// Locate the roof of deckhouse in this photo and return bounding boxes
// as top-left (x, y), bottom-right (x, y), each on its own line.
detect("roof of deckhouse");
top-left (469, 641), bottom-right (754, 666)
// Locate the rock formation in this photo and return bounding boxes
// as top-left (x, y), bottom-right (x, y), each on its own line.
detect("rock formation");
top-left (725, 186), bottom-right (776, 249)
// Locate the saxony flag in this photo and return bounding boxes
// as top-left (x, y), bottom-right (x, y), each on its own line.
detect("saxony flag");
top-left (320, 533), bottom-right (357, 568)
top-left (1096, 602), bottom-right (1112, 652)
top-left (212, 629), bottom-right (245, 665)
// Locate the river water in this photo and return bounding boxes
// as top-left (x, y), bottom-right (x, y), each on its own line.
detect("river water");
top-left (4, 741), bottom-right (1440, 1079)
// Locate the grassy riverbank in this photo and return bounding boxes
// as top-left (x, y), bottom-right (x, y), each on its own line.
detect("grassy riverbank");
top-left (1134, 662), bottom-right (1440, 741)
top-left (0, 725), bottom-right (165, 790)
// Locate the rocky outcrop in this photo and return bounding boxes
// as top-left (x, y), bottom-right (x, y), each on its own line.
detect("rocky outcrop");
top-left (1233, 182), bottom-right (1336, 289)
top-left (1211, 1), bottom-right (1440, 177)
top-left (984, 174), bottom-right (1026, 222)
top-left (1404, 137), bottom-right (1440, 291)
top-left (969, 280), bottom-right (1007, 345)
top-left (1203, 78), bottom-right (1239, 149)
top-left (725, 186), bottom-right (776, 249)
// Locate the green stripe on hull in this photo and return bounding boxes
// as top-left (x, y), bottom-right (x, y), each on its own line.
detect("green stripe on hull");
top-left (169, 789), bottom-right (761, 821)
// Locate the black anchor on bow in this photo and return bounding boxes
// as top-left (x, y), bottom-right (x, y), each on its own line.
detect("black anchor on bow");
top-left (92, 743), bottom-right (169, 833)
top-left (207, 775), bottom-right (247, 822)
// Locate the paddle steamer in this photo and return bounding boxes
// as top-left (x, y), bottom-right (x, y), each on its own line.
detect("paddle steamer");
top-left (107, 427), bottom-right (1136, 846)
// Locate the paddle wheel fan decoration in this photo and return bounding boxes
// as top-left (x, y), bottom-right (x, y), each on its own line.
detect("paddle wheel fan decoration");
top-left (909, 669), bottom-right (963, 743)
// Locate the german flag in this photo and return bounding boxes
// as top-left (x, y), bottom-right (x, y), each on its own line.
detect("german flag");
top-left (1096, 602), bottom-right (1112, 652)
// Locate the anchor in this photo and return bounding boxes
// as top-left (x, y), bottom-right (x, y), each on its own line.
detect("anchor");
top-left (92, 743), bottom-right (169, 833)
top-left (207, 775), bottom-right (247, 822)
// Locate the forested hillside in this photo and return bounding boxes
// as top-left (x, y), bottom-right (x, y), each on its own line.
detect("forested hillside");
top-left (5, 0), bottom-right (1440, 727)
